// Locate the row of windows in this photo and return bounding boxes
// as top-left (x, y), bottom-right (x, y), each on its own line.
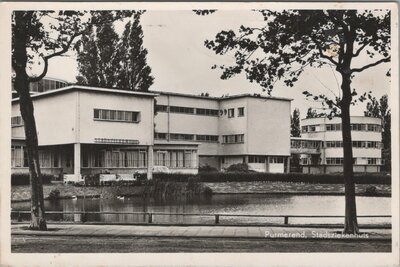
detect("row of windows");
top-left (325, 141), bottom-right (382, 149)
top-left (28, 79), bottom-right (68, 93)
top-left (302, 123), bottom-right (382, 133)
top-left (82, 149), bottom-right (147, 168)
top-left (154, 150), bottom-right (197, 168)
top-left (11, 146), bottom-right (60, 168)
top-left (94, 138), bottom-right (139, 145)
top-left (155, 105), bottom-right (245, 118)
top-left (325, 157), bottom-right (355, 165)
top-left (169, 133), bottom-right (195, 141)
top-left (222, 134), bottom-right (245, 144)
top-left (221, 156), bottom-right (285, 164)
top-left (154, 132), bottom-right (220, 143)
top-left (93, 109), bottom-right (140, 123)
top-left (11, 116), bottom-right (23, 127)
top-left (325, 157), bottom-right (381, 165)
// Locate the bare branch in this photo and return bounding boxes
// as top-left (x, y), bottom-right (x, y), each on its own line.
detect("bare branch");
top-left (353, 41), bottom-right (370, 57)
top-left (351, 57), bottom-right (390, 73)
top-left (29, 33), bottom-right (81, 82)
top-left (317, 45), bottom-right (339, 66)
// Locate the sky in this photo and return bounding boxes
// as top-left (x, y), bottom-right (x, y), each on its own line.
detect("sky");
top-left (44, 10), bottom-right (391, 118)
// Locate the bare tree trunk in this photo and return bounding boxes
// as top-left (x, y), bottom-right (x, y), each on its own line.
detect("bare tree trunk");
top-left (340, 73), bottom-right (359, 234)
top-left (13, 11), bottom-right (47, 230)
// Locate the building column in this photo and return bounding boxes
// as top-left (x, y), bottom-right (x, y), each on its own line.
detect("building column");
top-left (265, 156), bottom-right (270, 173)
top-left (74, 143), bottom-right (81, 176)
top-left (286, 157), bottom-right (291, 173)
top-left (147, 145), bottom-right (153, 180)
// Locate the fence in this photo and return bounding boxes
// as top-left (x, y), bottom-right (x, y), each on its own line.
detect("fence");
top-left (11, 210), bottom-right (391, 226)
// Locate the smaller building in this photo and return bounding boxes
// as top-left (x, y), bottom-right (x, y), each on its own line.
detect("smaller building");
top-left (292, 116), bottom-right (383, 174)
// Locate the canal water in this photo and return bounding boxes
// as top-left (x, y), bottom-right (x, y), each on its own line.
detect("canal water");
top-left (12, 194), bottom-right (391, 225)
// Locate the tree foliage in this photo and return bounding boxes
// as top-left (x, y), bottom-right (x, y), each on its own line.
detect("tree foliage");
top-left (290, 108), bottom-right (301, 137)
top-left (76, 11), bottom-right (154, 91)
top-left (364, 94), bottom-right (391, 171)
top-left (203, 9), bottom-right (391, 234)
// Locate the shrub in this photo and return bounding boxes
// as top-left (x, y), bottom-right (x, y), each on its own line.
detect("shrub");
top-left (199, 164), bottom-right (218, 173)
top-left (11, 173), bottom-right (53, 186)
top-left (365, 185), bottom-right (378, 196)
top-left (48, 189), bottom-right (60, 200)
top-left (225, 163), bottom-right (251, 172)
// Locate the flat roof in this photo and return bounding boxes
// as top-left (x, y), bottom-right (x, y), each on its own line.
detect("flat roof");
top-left (12, 85), bottom-right (159, 103)
top-left (11, 85), bottom-right (292, 103)
top-left (301, 116), bottom-right (382, 121)
top-left (151, 90), bottom-right (293, 102)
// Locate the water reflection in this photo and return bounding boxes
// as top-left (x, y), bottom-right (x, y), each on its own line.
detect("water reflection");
top-left (11, 194), bottom-right (391, 225)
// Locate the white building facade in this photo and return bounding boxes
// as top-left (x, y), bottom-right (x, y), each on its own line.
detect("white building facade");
top-left (11, 83), bottom-right (292, 179)
top-left (297, 116), bottom-right (383, 174)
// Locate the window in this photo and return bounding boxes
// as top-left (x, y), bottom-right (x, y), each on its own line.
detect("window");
top-left (301, 126), bottom-right (308, 133)
top-left (269, 156), bottom-right (284, 164)
top-left (222, 134), bottom-right (244, 144)
top-left (196, 108), bottom-right (219, 116)
top-left (367, 158), bottom-right (380, 165)
top-left (170, 133), bottom-right (194, 141)
top-left (325, 123), bottom-right (341, 131)
top-left (169, 106), bottom-right (194, 114)
top-left (11, 146), bottom-right (23, 167)
top-left (325, 141), bottom-right (343, 148)
top-left (156, 105), bottom-right (168, 112)
top-left (195, 135), bottom-right (219, 142)
top-left (248, 156), bottom-right (265, 163)
top-left (238, 107), bottom-right (245, 117)
top-left (326, 157), bottom-right (343, 165)
top-left (53, 152), bottom-right (59, 168)
top-left (228, 108), bottom-right (235, 118)
top-left (11, 116), bottom-right (23, 127)
top-left (94, 109), bottom-right (140, 123)
top-left (154, 132), bottom-right (168, 140)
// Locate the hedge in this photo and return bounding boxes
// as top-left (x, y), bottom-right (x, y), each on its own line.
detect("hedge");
top-left (153, 172), bottom-right (391, 185)
top-left (11, 173), bottom-right (53, 186)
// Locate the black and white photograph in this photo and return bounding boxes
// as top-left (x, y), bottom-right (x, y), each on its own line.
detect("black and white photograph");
top-left (0, 2), bottom-right (398, 266)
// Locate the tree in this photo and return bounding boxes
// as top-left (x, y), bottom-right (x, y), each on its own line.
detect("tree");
top-left (76, 12), bottom-right (120, 87)
top-left (364, 94), bottom-right (391, 171)
top-left (291, 108), bottom-right (301, 137)
top-left (204, 10), bottom-right (390, 233)
top-left (76, 12), bottom-right (154, 91)
top-left (306, 107), bottom-right (322, 119)
top-left (12, 10), bottom-right (133, 230)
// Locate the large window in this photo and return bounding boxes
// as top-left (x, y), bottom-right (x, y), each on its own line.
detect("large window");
top-left (94, 108), bottom-right (140, 123)
top-left (196, 108), bottom-right (219, 116)
top-left (170, 133), bottom-right (194, 141)
top-left (154, 132), bottom-right (168, 140)
top-left (195, 135), bottom-right (219, 142)
top-left (154, 150), bottom-right (196, 168)
top-left (169, 106), bottom-right (194, 114)
top-left (11, 116), bottom-right (23, 127)
top-left (269, 156), bottom-right (284, 164)
top-left (326, 123), bottom-right (341, 131)
top-left (326, 157), bottom-right (356, 165)
top-left (248, 156), bottom-right (265, 163)
top-left (222, 134), bottom-right (244, 144)
top-left (155, 105), bottom-right (168, 112)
